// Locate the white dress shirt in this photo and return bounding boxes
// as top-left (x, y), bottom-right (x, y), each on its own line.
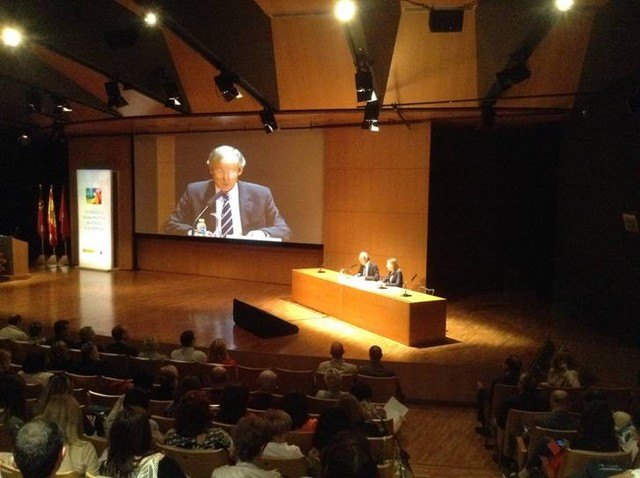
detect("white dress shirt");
top-left (214, 183), bottom-right (242, 236)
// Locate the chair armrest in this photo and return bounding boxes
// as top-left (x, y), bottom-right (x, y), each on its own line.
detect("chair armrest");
top-left (516, 436), bottom-right (527, 471)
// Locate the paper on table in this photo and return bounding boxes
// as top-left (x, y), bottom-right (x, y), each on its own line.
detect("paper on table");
top-left (384, 396), bottom-right (408, 434)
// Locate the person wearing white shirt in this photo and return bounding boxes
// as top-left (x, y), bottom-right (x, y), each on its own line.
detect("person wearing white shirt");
top-left (0, 314), bottom-right (28, 341)
top-left (170, 330), bottom-right (207, 363)
top-left (261, 410), bottom-right (303, 460)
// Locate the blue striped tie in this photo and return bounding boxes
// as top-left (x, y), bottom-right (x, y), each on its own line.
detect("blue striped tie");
top-left (220, 193), bottom-right (233, 237)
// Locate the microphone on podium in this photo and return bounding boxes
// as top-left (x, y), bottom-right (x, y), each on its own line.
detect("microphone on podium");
top-left (402, 273), bottom-right (418, 297)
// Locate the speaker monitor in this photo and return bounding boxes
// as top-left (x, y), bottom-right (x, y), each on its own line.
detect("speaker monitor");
top-left (232, 299), bottom-right (299, 338)
top-left (429, 9), bottom-right (464, 33)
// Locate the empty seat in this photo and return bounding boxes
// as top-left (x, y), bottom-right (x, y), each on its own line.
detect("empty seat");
top-left (275, 368), bottom-right (315, 395)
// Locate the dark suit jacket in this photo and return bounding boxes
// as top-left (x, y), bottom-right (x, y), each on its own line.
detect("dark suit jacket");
top-left (357, 262), bottom-right (380, 281)
top-left (382, 270), bottom-right (404, 287)
top-left (164, 180), bottom-right (291, 240)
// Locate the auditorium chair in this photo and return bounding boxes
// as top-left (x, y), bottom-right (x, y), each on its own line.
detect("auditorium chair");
top-left (211, 420), bottom-right (235, 435)
top-left (201, 362), bottom-right (238, 385)
top-left (315, 371), bottom-right (355, 393)
top-left (37, 344), bottom-right (52, 362)
top-left (0, 463), bottom-right (80, 478)
top-left (67, 348), bottom-right (82, 364)
top-left (99, 352), bottom-right (130, 379)
top-left (24, 382), bottom-right (43, 399)
top-left (367, 436), bottom-right (394, 464)
top-left (356, 374), bottom-right (398, 403)
top-left (306, 395), bottom-right (338, 415)
top-left (129, 356), bottom-right (165, 381)
top-left (87, 390), bottom-right (123, 409)
top-left (494, 409), bottom-right (550, 462)
top-left (0, 424), bottom-right (13, 451)
top-left (100, 375), bottom-right (131, 395)
top-left (151, 415), bottom-right (175, 434)
top-left (165, 359), bottom-right (203, 382)
top-left (588, 385), bottom-right (632, 412)
top-left (551, 449), bottom-right (631, 478)
top-left (257, 456), bottom-right (308, 478)
top-left (516, 426), bottom-right (578, 472)
top-left (65, 372), bottom-right (100, 392)
top-left (9, 363), bottom-right (22, 373)
top-left (25, 397), bottom-right (38, 416)
top-left (73, 388), bottom-right (87, 406)
top-left (147, 399), bottom-right (173, 416)
top-left (0, 338), bottom-right (12, 354)
top-left (538, 386), bottom-right (586, 413)
top-left (377, 462), bottom-right (394, 478)
top-left (237, 365), bottom-right (271, 391)
top-left (84, 434), bottom-right (108, 457)
top-left (159, 444), bottom-right (228, 478)
top-left (10, 341), bottom-right (37, 364)
top-left (485, 383), bottom-right (517, 446)
top-left (274, 368), bottom-right (315, 395)
top-left (286, 431), bottom-right (315, 455)
top-left (372, 418), bottom-right (394, 436)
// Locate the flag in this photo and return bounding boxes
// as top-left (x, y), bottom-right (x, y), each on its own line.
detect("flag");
top-left (58, 186), bottom-right (70, 241)
top-left (37, 184), bottom-right (45, 238)
top-left (48, 185), bottom-right (58, 247)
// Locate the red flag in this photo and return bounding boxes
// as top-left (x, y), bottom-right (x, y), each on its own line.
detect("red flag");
top-left (58, 186), bottom-right (70, 240)
top-left (37, 184), bottom-right (45, 238)
top-left (48, 186), bottom-right (58, 247)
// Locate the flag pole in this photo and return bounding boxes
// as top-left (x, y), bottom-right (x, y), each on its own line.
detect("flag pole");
top-left (36, 184), bottom-right (46, 268)
top-left (58, 185), bottom-right (70, 267)
top-left (46, 185), bottom-right (58, 268)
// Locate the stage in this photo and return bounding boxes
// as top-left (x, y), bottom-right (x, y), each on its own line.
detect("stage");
top-left (1, 268), bottom-right (637, 403)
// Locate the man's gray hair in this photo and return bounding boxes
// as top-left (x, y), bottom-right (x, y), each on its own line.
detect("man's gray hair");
top-left (207, 145), bottom-right (246, 169)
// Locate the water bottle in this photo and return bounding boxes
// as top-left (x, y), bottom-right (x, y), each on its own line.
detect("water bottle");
top-left (196, 218), bottom-right (207, 236)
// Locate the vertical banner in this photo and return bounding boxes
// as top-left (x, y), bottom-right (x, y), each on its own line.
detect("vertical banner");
top-left (76, 169), bottom-right (113, 270)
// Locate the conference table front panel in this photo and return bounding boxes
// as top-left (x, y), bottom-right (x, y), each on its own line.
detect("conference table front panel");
top-left (291, 269), bottom-right (447, 347)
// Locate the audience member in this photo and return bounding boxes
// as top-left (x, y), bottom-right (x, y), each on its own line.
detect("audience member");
top-left (139, 335), bottom-right (167, 361)
top-left (358, 345), bottom-right (395, 377)
top-left (281, 392), bottom-right (317, 432)
top-left (151, 365), bottom-right (178, 401)
top-left (164, 390), bottom-right (232, 450)
top-left (212, 415), bottom-right (279, 478)
top-left (38, 395), bottom-right (100, 475)
top-left (99, 407), bottom-right (186, 478)
top-left (261, 409), bottom-right (303, 459)
top-left (12, 418), bottom-right (65, 478)
top-left (476, 354), bottom-right (522, 434)
top-left (572, 400), bottom-right (620, 452)
top-left (614, 411), bottom-right (639, 463)
top-left (19, 350), bottom-right (53, 385)
top-left (0, 374), bottom-right (28, 439)
top-left (47, 341), bottom-right (73, 371)
top-left (248, 369), bottom-right (278, 410)
top-left (316, 368), bottom-right (348, 399)
top-left (350, 382), bottom-right (387, 420)
top-left (535, 390), bottom-right (579, 430)
top-left (208, 338), bottom-right (237, 367)
top-left (546, 349), bottom-right (581, 388)
top-left (320, 431), bottom-right (378, 478)
top-left (497, 373), bottom-right (547, 428)
top-left (163, 375), bottom-right (202, 417)
top-left (0, 314), bottom-right (28, 341)
top-left (308, 407), bottom-right (353, 475)
top-left (72, 342), bottom-right (104, 376)
top-left (216, 385), bottom-right (249, 425)
top-left (105, 325), bottom-right (138, 357)
top-left (208, 366), bottom-right (230, 404)
top-left (27, 321), bottom-right (45, 344)
top-left (0, 349), bottom-right (12, 375)
top-left (44, 320), bottom-right (72, 347)
top-left (317, 342), bottom-right (358, 374)
top-left (77, 326), bottom-right (103, 352)
top-left (337, 394), bottom-right (385, 438)
top-left (35, 373), bottom-right (74, 415)
top-left (170, 330), bottom-right (207, 363)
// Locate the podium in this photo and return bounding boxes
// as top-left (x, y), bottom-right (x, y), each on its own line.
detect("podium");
top-left (0, 235), bottom-right (30, 280)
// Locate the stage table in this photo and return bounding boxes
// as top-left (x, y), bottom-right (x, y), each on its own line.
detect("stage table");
top-left (291, 268), bottom-right (447, 347)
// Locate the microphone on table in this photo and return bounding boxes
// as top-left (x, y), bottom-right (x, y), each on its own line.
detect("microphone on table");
top-left (402, 273), bottom-right (418, 297)
top-left (340, 263), bottom-right (358, 274)
top-left (419, 286), bottom-right (436, 295)
top-left (191, 192), bottom-right (223, 235)
top-left (317, 257), bottom-right (328, 273)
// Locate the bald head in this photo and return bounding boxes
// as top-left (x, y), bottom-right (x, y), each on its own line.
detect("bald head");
top-left (330, 342), bottom-right (345, 359)
top-left (257, 369), bottom-right (277, 393)
top-left (550, 389), bottom-right (570, 412)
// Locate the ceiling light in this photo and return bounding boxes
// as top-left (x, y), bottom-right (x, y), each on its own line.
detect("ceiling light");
top-left (334, 0), bottom-right (356, 22)
top-left (2, 26), bottom-right (23, 47)
top-left (362, 100), bottom-right (380, 132)
top-left (144, 11), bottom-right (159, 26)
top-left (259, 108), bottom-right (278, 134)
top-left (54, 97), bottom-right (73, 113)
top-left (17, 133), bottom-right (31, 146)
top-left (163, 78), bottom-right (182, 108)
top-left (215, 72), bottom-right (243, 102)
top-left (355, 68), bottom-right (374, 102)
top-left (554, 0), bottom-right (574, 11)
top-left (104, 80), bottom-right (128, 108)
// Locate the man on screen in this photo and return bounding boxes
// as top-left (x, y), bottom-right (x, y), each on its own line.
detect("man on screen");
top-left (164, 145), bottom-right (291, 240)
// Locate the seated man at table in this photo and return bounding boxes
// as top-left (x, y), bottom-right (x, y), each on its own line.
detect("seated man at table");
top-left (358, 346), bottom-right (395, 377)
top-left (317, 342), bottom-right (358, 375)
top-left (355, 251), bottom-right (380, 281)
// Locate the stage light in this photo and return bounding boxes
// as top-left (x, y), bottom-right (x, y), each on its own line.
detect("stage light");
top-left (163, 78), bottom-right (182, 108)
top-left (496, 62), bottom-right (531, 90)
top-left (2, 26), bottom-right (23, 47)
top-left (54, 96), bottom-right (73, 113)
top-left (355, 68), bottom-right (374, 102)
top-left (362, 100), bottom-right (380, 132)
top-left (214, 72), bottom-right (243, 102)
top-left (143, 11), bottom-right (159, 26)
top-left (259, 107), bottom-right (278, 134)
top-left (554, 0), bottom-right (574, 11)
top-left (104, 80), bottom-right (128, 108)
top-left (334, 0), bottom-right (356, 22)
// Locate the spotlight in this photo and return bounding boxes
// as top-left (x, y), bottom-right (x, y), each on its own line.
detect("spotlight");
top-left (17, 133), bottom-right (31, 146)
top-left (259, 108), bottom-right (278, 134)
top-left (104, 80), bottom-right (128, 108)
top-left (496, 62), bottom-right (531, 90)
top-left (25, 88), bottom-right (42, 113)
top-left (214, 72), bottom-right (243, 102)
top-left (54, 96), bottom-right (73, 113)
top-left (362, 100), bottom-right (380, 132)
top-left (554, 0), bottom-right (574, 11)
top-left (143, 11), bottom-right (159, 26)
top-left (355, 68), bottom-right (374, 102)
top-left (2, 26), bottom-right (23, 47)
top-left (163, 78), bottom-right (182, 108)
top-left (334, 0), bottom-right (356, 22)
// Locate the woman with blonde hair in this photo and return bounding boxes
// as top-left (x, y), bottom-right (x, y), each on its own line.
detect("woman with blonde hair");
top-left (381, 257), bottom-right (403, 287)
top-left (37, 394), bottom-right (100, 475)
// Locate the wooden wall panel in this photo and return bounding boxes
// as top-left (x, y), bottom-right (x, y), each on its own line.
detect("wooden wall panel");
top-left (136, 237), bottom-right (322, 285)
top-left (68, 136), bottom-right (134, 269)
top-left (323, 124), bottom-right (431, 288)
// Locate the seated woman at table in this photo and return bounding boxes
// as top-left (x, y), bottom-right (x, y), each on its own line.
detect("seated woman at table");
top-left (381, 258), bottom-right (403, 287)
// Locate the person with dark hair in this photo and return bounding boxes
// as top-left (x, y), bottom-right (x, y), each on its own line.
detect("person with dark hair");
top-left (337, 394), bottom-right (385, 438)
top-left (281, 391), bottom-right (317, 432)
top-left (497, 373), bottom-right (547, 428)
top-left (476, 354), bottom-right (523, 434)
top-left (546, 349), bottom-right (581, 388)
top-left (72, 342), bottom-right (105, 376)
top-left (47, 340), bottom-right (73, 371)
top-left (12, 418), bottom-right (65, 478)
top-left (99, 407), bottom-right (186, 478)
top-left (170, 330), bottom-right (206, 363)
top-left (105, 325), bottom-right (138, 356)
top-left (320, 431), bottom-right (378, 478)
top-left (151, 365), bottom-right (178, 401)
top-left (248, 369), bottom-right (278, 410)
top-left (573, 400), bottom-right (620, 452)
top-left (19, 350), bottom-right (53, 385)
top-left (0, 374), bottom-right (28, 439)
top-left (215, 385), bottom-right (249, 425)
top-left (27, 321), bottom-right (45, 344)
top-left (261, 409), bottom-right (303, 459)
top-left (163, 375), bottom-right (202, 418)
top-left (308, 407), bottom-right (353, 476)
top-left (103, 387), bottom-right (163, 442)
top-left (212, 415), bottom-right (279, 478)
top-left (208, 338), bottom-right (237, 368)
top-left (77, 326), bottom-right (103, 352)
top-left (44, 319), bottom-right (71, 347)
top-left (0, 314), bottom-right (28, 341)
top-left (350, 382), bottom-right (386, 420)
top-left (164, 390), bottom-right (232, 450)
top-left (208, 366), bottom-right (230, 404)
top-left (317, 342), bottom-right (357, 374)
top-left (358, 345), bottom-right (395, 377)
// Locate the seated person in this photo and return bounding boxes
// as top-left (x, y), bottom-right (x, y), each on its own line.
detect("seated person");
top-left (44, 319), bottom-right (72, 347)
top-left (281, 391), bottom-right (317, 432)
top-left (139, 335), bottom-right (167, 361)
top-left (248, 370), bottom-right (278, 410)
top-left (614, 411), bottom-right (638, 463)
top-left (317, 342), bottom-right (358, 375)
top-left (316, 368), bottom-right (349, 400)
top-left (350, 382), bottom-right (387, 420)
top-left (27, 321), bottom-right (45, 345)
top-left (261, 409), bottom-right (303, 459)
top-left (35, 373), bottom-right (74, 416)
top-left (215, 385), bottom-right (249, 425)
top-left (208, 366), bottom-right (230, 405)
top-left (573, 399), bottom-right (620, 452)
top-left (0, 374), bottom-right (28, 440)
top-left (355, 251), bottom-right (380, 281)
top-left (72, 342), bottom-right (104, 376)
top-left (76, 326), bottom-right (103, 352)
top-left (0, 314), bottom-right (28, 341)
top-left (545, 349), bottom-right (581, 388)
top-left (11, 418), bottom-right (66, 478)
top-left (164, 390), bottom-right (232, 451)
top-left (19, 350), bottom-right (53, 386)
top-left (535, 389), bottom-right (579, 430)
top-left (381, 258), bottom-right (403, 287)
top-left (164, 375), bottom-right (202, 418)
top-left (358, 345), bottom-right (395, 377)
top-left (476, 354), bottom-right (522, 434)
top-left (170, 330), bottom-right (207, 363)
top-left (337, 394), bottom-right (386, 438)
top-left (497, 373), bottom-right (547, 429)
top-left (320, 431), bottom-right (378, 478)
top-left (208, 338), bottom-right (237, 368)
top-left (151, 365), bottom-right (178, 401)
top-left (47, 341), bottom-right (73, 371)
top-left (105, 325), bottom-right (138, 357)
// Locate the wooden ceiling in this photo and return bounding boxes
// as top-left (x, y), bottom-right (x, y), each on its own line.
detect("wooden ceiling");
top-left (0, 0), bottom-right (615, 136)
